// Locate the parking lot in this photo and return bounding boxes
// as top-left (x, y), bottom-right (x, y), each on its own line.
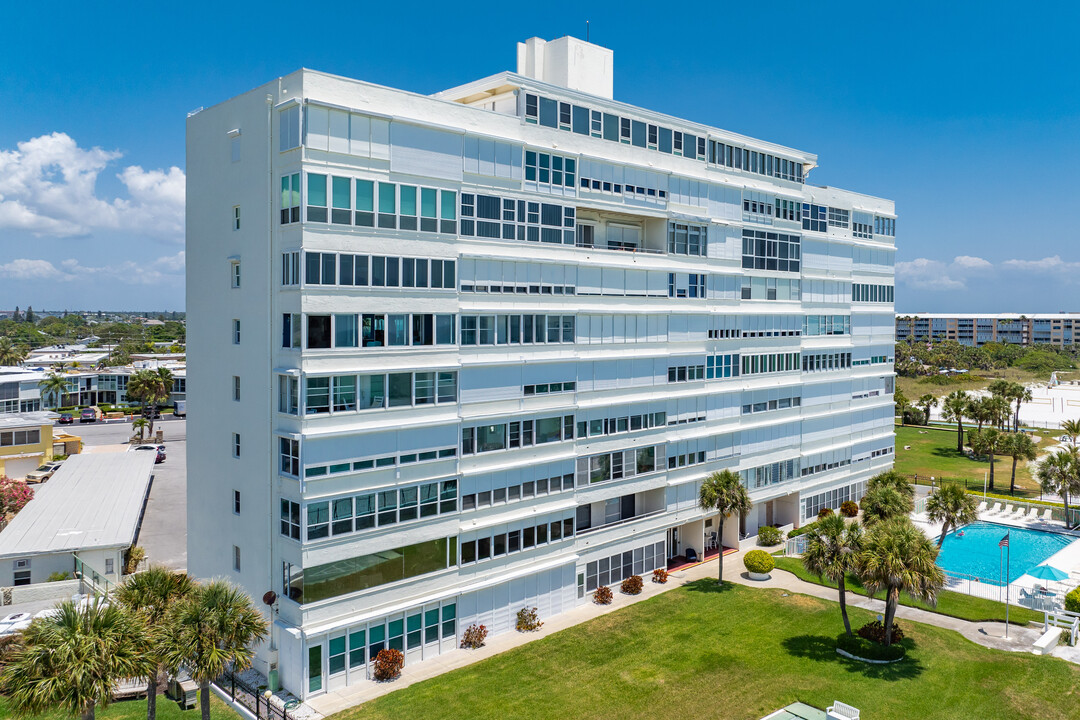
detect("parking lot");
top-left (64, 416), bottom-right (187, 571)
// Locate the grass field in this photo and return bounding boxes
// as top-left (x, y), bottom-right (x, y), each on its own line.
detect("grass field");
top-left (0, 693), bottom-right (237, 720)
top-left (892, 424), bottom-right (1056, 496)
top-left (333, 581), bottom-right (1079, 720)
top-left (772, 557), bottom-right (1044, 625)
top-left (896, 368), bottom-right (1049, 403)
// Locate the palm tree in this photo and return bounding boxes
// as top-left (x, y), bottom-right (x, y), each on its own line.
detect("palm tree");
top-left (987, 395), bottom-right (1012, 431)
top-left (969, 428), bottom-right (1006, 491)
top-left (115, 567), bottom-right (194, 720)
top-left (918, 394), bottom-right (935, 425)
top-left (894, 388), bottom-right (910, 426)
top-left (860, 486), bottom-right (911, 525)
top-left (925, 484), bottom-right (979, 546)
top-left (858, 518), bottom-right (945, 646)
top-left (802, 514), bottom-right (863, 635)
top-left (1036, 450), bottom-right (1080, 529)
top-left (0, 337), bottom-right (26, 366)
top-left (867, 469), bottom-right (915, 504)
top-left (1061, 419), bottom-right (1080, 448)
top-left (38, 373), bottom-right (71, 410)
top-left (132, 418), bottom-right (149, 442)
top-left (941, 390), bottom-right (970, 453)
top-left (162, 580), bottom-right (268, 720)
top-left (969, 395), bottom-right (992, 432)
top-left (698, 470), bottom-right (752, 584)
top-left (1001, 432), bottom-right (1038, 494)
top-left (1012, 384), bottom-right (1032, 432)
top-left (127, 369), bottom-right (168, 437)
top-left (0, 600), bottom-right (153, 720)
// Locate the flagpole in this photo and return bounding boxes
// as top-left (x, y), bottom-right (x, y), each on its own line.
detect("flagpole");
top-left (1005, 537), bottom-right (1010, 638)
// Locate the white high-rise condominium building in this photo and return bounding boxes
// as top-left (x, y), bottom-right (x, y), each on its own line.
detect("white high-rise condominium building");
top-left (186, 36), bottom-right (897, 699)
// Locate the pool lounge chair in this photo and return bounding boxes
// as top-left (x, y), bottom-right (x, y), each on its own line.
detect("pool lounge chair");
top-left (1026, 508), bottom-right (1041, 521)
top-left (988, 503), bottom-right (1002, 515)
top-left (976, 501), bottom-right (988, 514)
top-left (1041, 509), bottom-right (1053, 522)
top-left (1001, 504), bottom-right (1015, 517)
top-left (1011, 506), bottom-right (1028, 520)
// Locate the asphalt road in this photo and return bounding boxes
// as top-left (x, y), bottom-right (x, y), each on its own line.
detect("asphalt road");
top-left (58, 416), bottom-right (188, 571)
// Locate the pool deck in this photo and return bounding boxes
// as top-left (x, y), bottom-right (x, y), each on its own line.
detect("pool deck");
top-left (913, 510), bottom-right (1080, 605)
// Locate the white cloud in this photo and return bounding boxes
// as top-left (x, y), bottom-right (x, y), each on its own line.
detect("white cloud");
top-left (0, 132), bottom-right (185, 241)
top-left (0, 253), bottom-right (184, 285)
top-left (895, 257), bottom-right (972, 291)
top-left (952, 255), bottom-right (993, 271)
top-left (1002, 255), bottom-right (1080, 274)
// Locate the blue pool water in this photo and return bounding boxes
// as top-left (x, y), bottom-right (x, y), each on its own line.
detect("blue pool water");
top-left (936, 521), bottom-right (1075, 584)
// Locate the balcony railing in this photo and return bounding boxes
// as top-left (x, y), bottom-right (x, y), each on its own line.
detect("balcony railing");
top-left (577, 508), bottom-right (666, 535)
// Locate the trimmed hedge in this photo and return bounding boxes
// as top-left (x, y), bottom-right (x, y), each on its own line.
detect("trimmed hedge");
top-left (757, 525), bottom-right (782, 546)
top-left (743, 549), bottom-right (774, 574)
top-left (787, 520), bottom-right (820, 539)
top-left (1066, 587), bottom-right (1080, 614)
top-left (836, 633), bottom-right (907, 662)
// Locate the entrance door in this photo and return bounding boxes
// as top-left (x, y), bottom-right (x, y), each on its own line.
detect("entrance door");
top-left (766, 501), bottom-right (774, 527)
top-left (307, 645), bottom-right (323, 695)
top-left (666, 528), bottom-right (679, 558)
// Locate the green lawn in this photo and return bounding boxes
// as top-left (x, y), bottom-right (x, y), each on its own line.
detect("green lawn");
top-left (893, 424), bottom-right (1053, 496)
top-left (773, 557), bottom-right (1044, 625)
top-left (333, 581), bottom-right (1079, 720)
top-left (0, 692), bottom-right (237, 720)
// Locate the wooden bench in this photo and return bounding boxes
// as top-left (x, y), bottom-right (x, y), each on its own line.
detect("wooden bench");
top-left (827, 701), bottom-right (861, 720)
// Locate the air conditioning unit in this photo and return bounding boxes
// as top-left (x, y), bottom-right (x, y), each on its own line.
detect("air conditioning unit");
top-left (14, 559), bottom-right (30, 570)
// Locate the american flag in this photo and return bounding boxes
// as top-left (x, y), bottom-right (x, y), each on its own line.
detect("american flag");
top-left (999, 534), bottom-right (1010, 548)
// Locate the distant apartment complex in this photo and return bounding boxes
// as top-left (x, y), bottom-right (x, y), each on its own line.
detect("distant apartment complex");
top-left (186, 37), bottom-right (896, 699)
top-left (896, 314), bottom-right (1080, 347)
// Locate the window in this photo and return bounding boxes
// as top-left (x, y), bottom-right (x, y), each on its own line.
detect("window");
top-left (525, 150), bottom-right (576, 191)
top-left (307, 315), bottom-right (331, 349)
top-left (105, 558), bottom-right (115, 575)
top-left (232, 206), bottom-right (240, 231)
top-left (232, 319), bottom-right (241, 344)
top-left (282, 251), bottom-right (300, 286)
top-left (280, 438), bottom-right (300, 476)
top-left (232, 546), bottom-right (241, 572)
top-left (279, 105), bottom-right (300, 151)
top-left (233, 490), bottom-right (241, 515)
top-left (230, 259), bottom-right (241, 288)
top-left (232, 376), bottom-right (240, 401)
top-left (667, 364), bottom-right (705, 382)
top-left (282, 314), bottom-right (301, 349)
top-left (280, 500), bottom-right (300, 539)
top-left (667, 222), bottom-right (707, 257)
top-left (802, 204), bottom-right (827, 232)
top-left (742, 229), bottom-right (800, 272)
top-left (280, 173), bottom-right (300, 224)
top-left (827, 207), bottom-right (850, 228)
top-left (232, 433), bottom-right (241, 458)
top-left (306, 173), bottom-right (327, 222)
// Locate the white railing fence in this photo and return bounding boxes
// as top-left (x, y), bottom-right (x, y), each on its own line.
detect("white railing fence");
top-left (1044, 609), bottom-right (1080, 645)
top-left (785, 534), bottom-right (808, 556)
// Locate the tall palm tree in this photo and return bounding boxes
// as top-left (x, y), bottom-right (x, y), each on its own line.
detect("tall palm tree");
top-left (894, 388), bottom-right (910, 426)
top-left (1012, 384), bottom-right (1032, 432)
top-left (1001, 432), bottom-right (1038, 494)
top-left (1036, 450), bottom-right (1080, 529)
top-left (132, 417), bottom-right (149, 442)
top-left (0, 337), bottom-right (26, 366)
top-left (941, 390), bottom-right (970, 453)
top-left (918, 394), bottom-right (935, 425)
top-left (1, 600), bottom-right (153, 720)
top-left (858, 518), bottom-right (945, 646)
top-left (162, 580), bottom-right (268, 720)
top-left (127, 369), bottom-right (168, 437)
top-left (925, 484), bottom-right (979, 546)
top-left (802, 514), bottom-right (863, 635)
top-left (115, 567), bottom-right (194, 720)
top-left (860, 486), bottom-right (910, 525)
top-left (969, 395), bottom-right (992, 432)
top-left (698, 470), bottom-right (752, 584)
top-left (987, 395), bottom-right (1012, 431)
top-left (1061, 419), bottom-right (1080, 448)
top-left (969, 428), bottom-right (1006, 491)
top-left (867, 469), bottom-right (915, 504)
top-left (38, 373), bottom-right (71, 410)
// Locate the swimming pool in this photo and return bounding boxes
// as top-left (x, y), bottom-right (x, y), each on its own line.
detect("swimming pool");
top-left (936, 521), bottom-right (1075, 584)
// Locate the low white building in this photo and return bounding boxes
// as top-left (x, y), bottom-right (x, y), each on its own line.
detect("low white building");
top-left (0, 452), bottom-right (157, 586)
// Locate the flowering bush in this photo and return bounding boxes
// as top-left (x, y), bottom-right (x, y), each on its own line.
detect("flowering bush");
top-left (743, 549), bottom-right (774, 575)
top-left (652, 568), bottom-right (669, 584)
top-left (620, 575), bottom-right (643, 595)
top-left (840, 500), bottom-right (859, 518)
top-left (372, 648), bottom-right (404, 681)
top-left (818, 507), bottom-right (834, 520)
top-left (593, 585), bottom-right (613, 604)
top-left (460, 623), bottom-right (488, 649)
top-left (516, 606), bottom-right (543, 632)
top-left (857, 620), bottom-right (905, 645)
top-left (0, 476), bottom-right (33, 517)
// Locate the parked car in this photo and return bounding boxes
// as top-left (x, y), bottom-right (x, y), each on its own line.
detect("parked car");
top-left (142, 407), bottom-right (161, 420)
top-left (57, 412), bottom-right (74, 425)
top-left (25, 461), bottom-right (63, 483)
top-left (79, 408), bottom-right (98, 423)
top-left (134, 444), bottom-right (166, 463)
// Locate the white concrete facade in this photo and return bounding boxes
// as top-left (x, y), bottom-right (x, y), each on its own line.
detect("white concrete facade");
top-left (186, 37), bottom-right (896, 700)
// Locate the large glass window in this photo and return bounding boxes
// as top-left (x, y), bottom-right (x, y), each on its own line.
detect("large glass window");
top-left (299, 538), bottom-right (455, 603)
top-left (306, 174), bottom-right (327, 222)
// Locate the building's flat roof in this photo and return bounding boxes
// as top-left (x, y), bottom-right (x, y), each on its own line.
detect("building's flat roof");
top-left (0, 412), bottom-right (55, 429)
top-left (0, 452), bottom-right (156, 559)
top-left (898, 313), bottom-right (1080, 320)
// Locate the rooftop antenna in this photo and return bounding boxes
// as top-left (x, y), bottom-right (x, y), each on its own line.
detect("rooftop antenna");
top-left (586, 20), bottom-right (589, 42)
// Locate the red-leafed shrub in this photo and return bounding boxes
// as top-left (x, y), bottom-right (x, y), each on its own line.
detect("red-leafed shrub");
top-left (840, 501), bottom-right (859, 517)
top-left (818, 507), bottom-right (834, 520)
top-left (593, 585), bottom-right (613, 604)
top-left (372, 648), bottom-right (404, 681)
top-left (652, 568), bottom-right (669, 584)
top-left (857, 620), bottom-right (905, 645)
top-left (516, 606), bottom-right (543, 632)
top-left (460, 623), bottom-right (488, 649)
top-left (621, 575), bottom-right (643, 595)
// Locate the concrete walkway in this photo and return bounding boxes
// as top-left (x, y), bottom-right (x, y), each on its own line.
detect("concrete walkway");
top-left (304, 548), bottom-right (1061, 717)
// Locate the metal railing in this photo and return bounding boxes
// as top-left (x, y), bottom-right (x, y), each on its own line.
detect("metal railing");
top-left (577, 509), bottom-right (666, 535)
top-left (215, 669), bottom-right (298, 720)
top-left (74, 554), bottom-right (116, 598)
top-left (785, 535), bottom-right (808, 556)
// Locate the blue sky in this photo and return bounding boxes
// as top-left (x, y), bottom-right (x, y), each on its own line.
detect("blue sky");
top-left (1, 0), bottom-right (1078, 312)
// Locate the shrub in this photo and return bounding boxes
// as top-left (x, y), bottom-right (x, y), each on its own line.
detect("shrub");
top-left (460, 623), bottom-right (488, 649)
top-left (594, 585), bottom-right (613, 604)
top-left (903, 408), bottom-right (926, 425)
top-left (516, 606), bottom-right (543, 632)
top-left (757, 525), bottom-right (782, 546)
top-left (46, 572), bottom-right (70, 583)
top-left (1061, 629), bottom-right (1073, 646)
top-left (840, 500), bottom-right (859, 517)
top-left (1065, 587), bottom-right (1080, 614)
top-left (652, 568), bottom-right (669, 584)
top-left (621, 575), bottom-right (643, 595)
top-left (857, 620), bottom-right (905, 645)
top-left (817, 507), bottom-right (834, 520)
top-left (786, 520), bottom-right (819, 539)
top-left (124, 545), bottom-right (146, 575)
top-left (836, 632), bottom-right (906, 662)
top-left (743, 549), bottom-right (774, 575)
top-left (372, 648), bottom-right (404, 681)
top-left (0, 476), bottom-right (34, 517)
